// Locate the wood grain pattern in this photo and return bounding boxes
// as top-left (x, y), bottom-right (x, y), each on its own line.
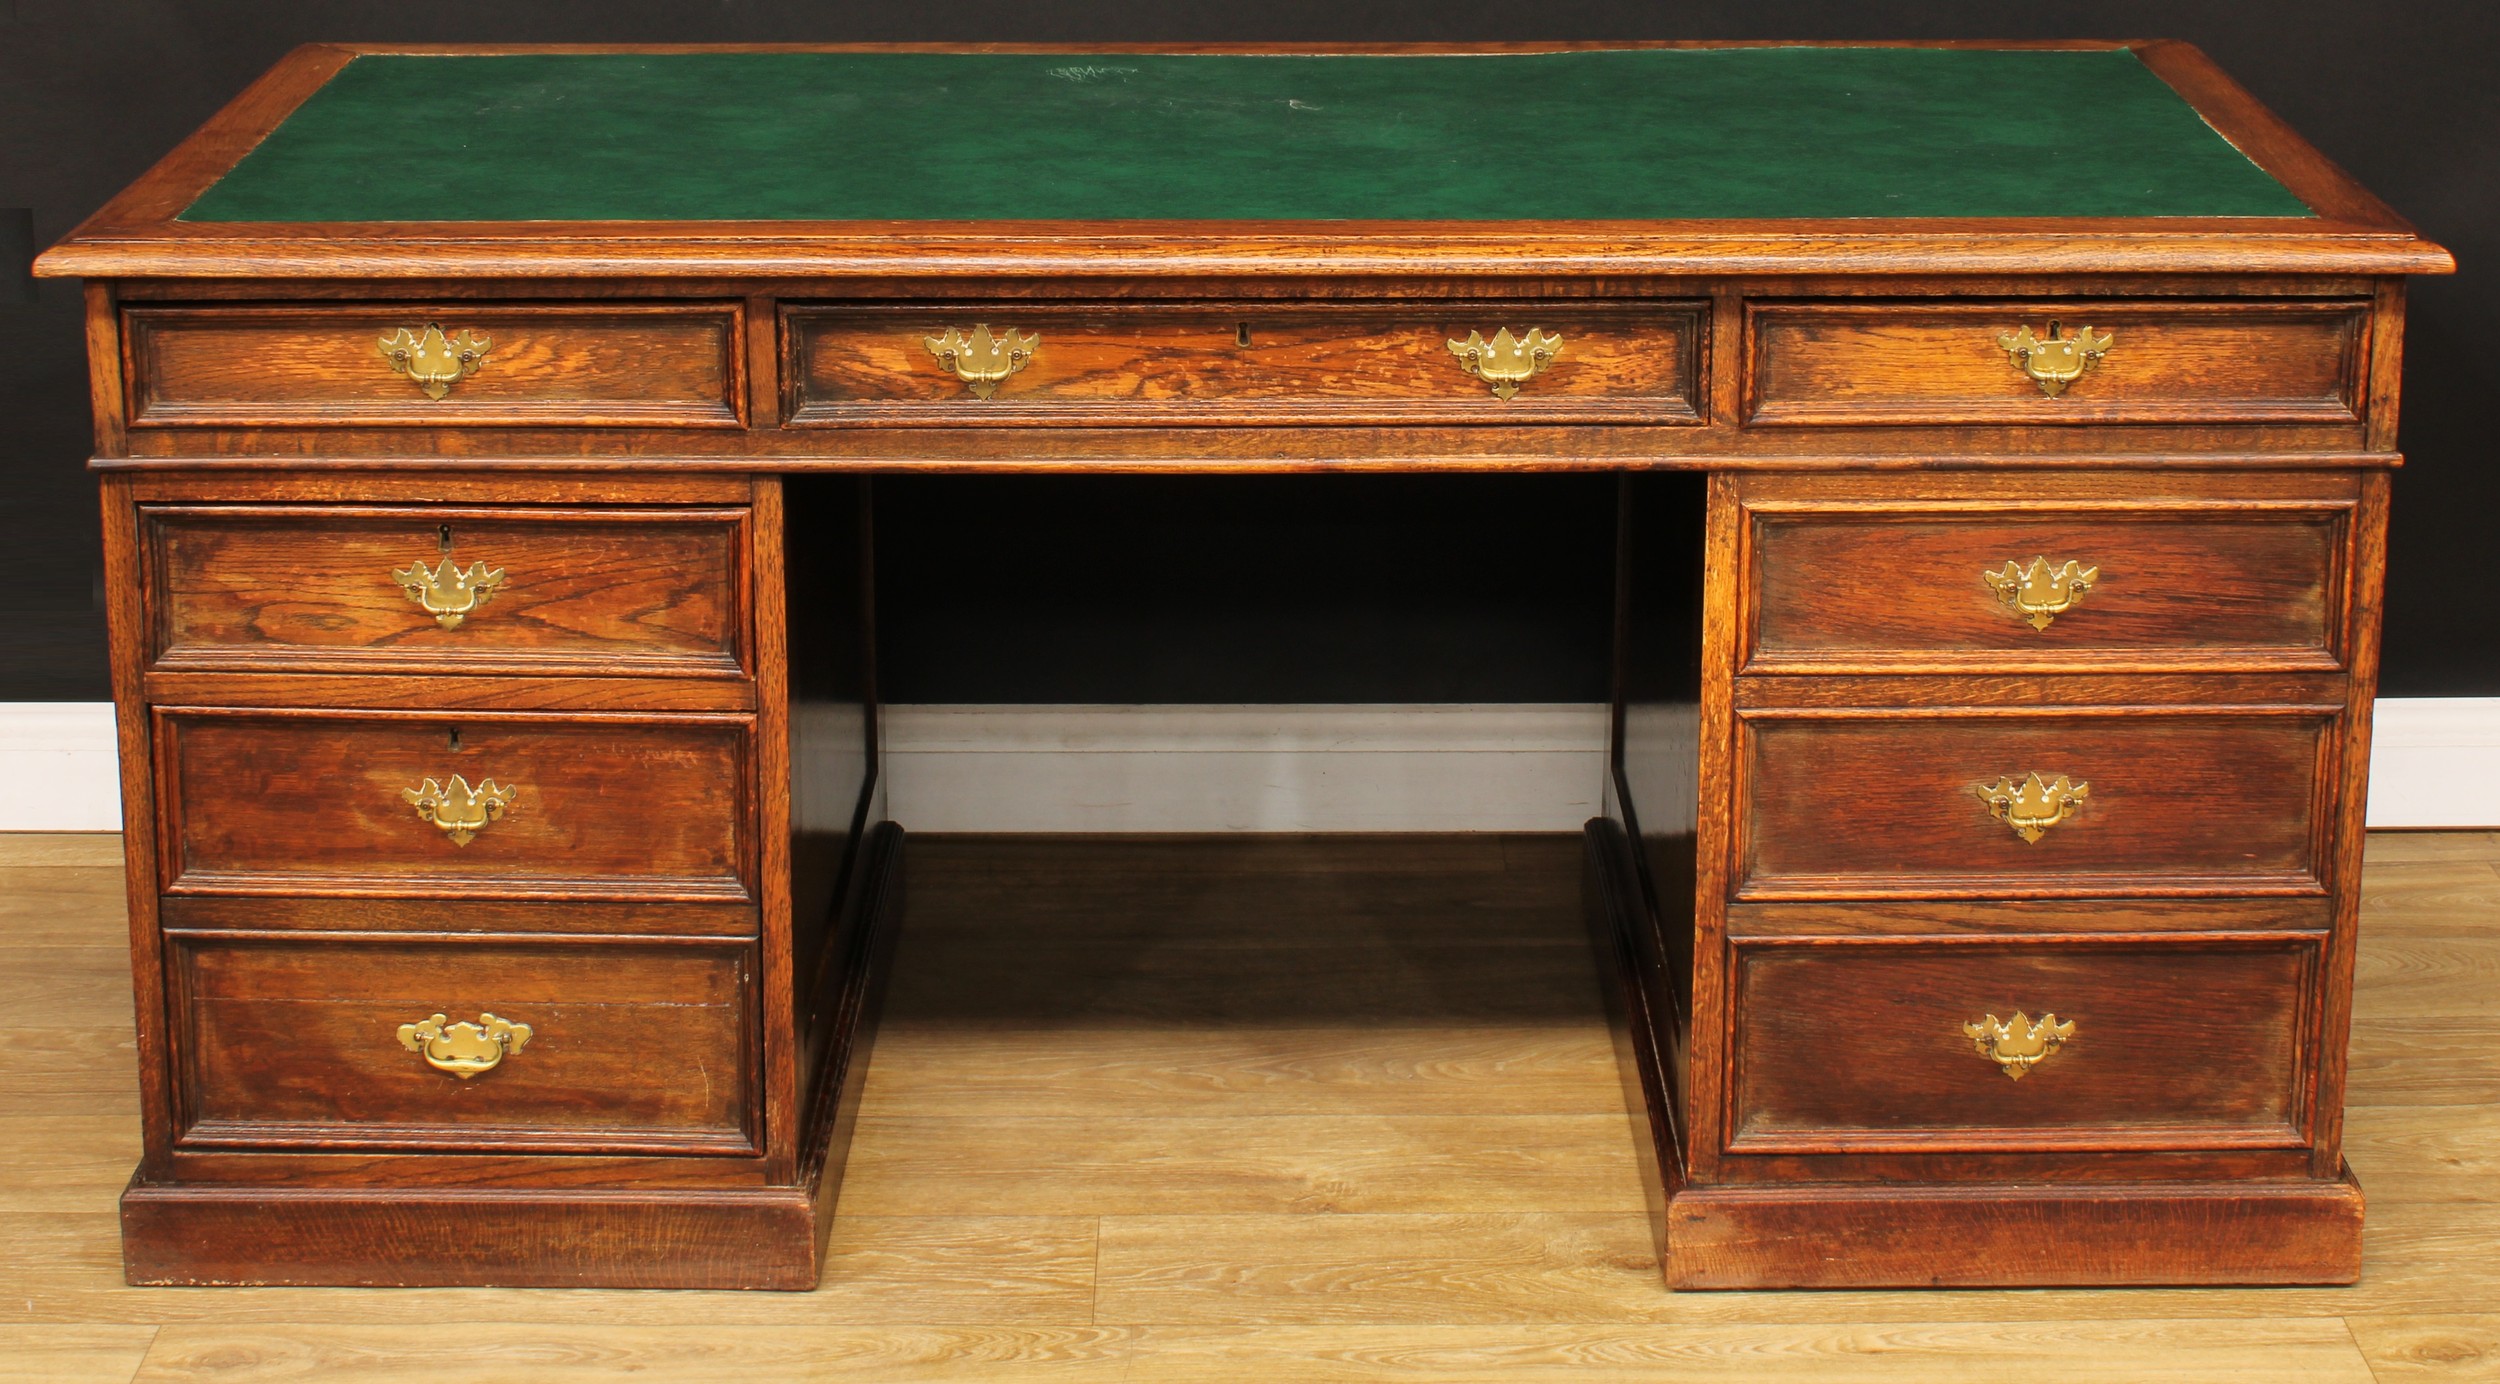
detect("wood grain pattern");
top-left (1725, 934), bottom-right (2316, 1152)
top-left (1745, 298), bottom-right (2368, 426)
top-left (145, 504), bottom-right (749, 677)
top-left (164, 933), bottom-right (756, 1155)
top-left (153, 708), bottom-right (753, 900)
top-left (785, 302), bottom-right (1703, 426)
top-left (124, 302), bottom-right (744, 428)
top-left (1735, 707), bottom-right (2335, 898)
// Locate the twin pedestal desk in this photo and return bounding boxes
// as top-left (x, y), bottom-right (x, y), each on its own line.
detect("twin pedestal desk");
top-left (38, 42), bottom-right (2451, 1291)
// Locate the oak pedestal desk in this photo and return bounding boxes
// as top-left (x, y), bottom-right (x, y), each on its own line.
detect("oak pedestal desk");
top-left (37, 41), bottom-right (2453, 1291)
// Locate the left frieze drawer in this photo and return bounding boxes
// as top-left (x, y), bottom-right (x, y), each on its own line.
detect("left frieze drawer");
top-left (152, 708), bottom-right (754, 901)
top-left (122, 302), bottom-right (746, 427)
top-left (141, 504), bottom-right (750, 677)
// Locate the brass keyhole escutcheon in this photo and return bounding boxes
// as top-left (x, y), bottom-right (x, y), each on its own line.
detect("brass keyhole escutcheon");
top-left (1447, 327), bottom-right (1562, 399)
top-left (1973, 772), bottom-right (2088, 843)
top-left (1983, 556), bottom-right (2099, 632)
top-left (1964, 1011), bottom-right (2075, 1079)
top-left (925, 324), bottom-right (1038, 399)
top-left (398, 1012), bottom-right (532, 1078)
top-left (378, 323), bottom-right (492, 400)
top-left (1998, 321), bottom-right (2112, 397)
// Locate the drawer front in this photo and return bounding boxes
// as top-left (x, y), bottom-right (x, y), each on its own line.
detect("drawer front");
top-left (145, 505), bottom-right (749, 676)
top-left (785, 302), bottom-right (1702, 424)
top-left (1745, 299), bottom-right (2367, 426)
top-left (157, 709), bottom-right (752, 900)
top-left (1745, 504), bottom-right (2348, 672)
top-left (170, 933), bottom-right (756, 1154)
top-left (1728, 935), bottom-right (2317, 1152)
top-left (125, 303), bottom-right (744, 427)
top-left (1736, 709), bottom-right (2333, 898)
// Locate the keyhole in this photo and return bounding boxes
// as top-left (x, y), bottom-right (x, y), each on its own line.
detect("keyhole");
top-left (438, 524), bottom-right (453, 556)
top-left (2046, 319), bottom-right (2062, 341)
top-left (448, 727), bottom-right (463, 752)
top-left (1235, 322), bottom-right (1252, 349)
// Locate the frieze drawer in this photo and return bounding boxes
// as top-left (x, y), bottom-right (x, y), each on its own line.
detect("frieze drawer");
top-left (1744, 299), bottom-right (2369, 427)
top-left (783, 302), bottom-right (1704, 425)
top-left (123, 302), bottom-right (746, 428)
top-left (153, 708), bottom-right (754, 901)
top-left (143, 503), bottom-right (751, 677)
top-left (1726, 933), bottom-right (2317, 1153)
top-left (168, 932), bottom-right (758, 1156)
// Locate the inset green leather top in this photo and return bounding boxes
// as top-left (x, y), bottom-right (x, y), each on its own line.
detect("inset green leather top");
top-left (177, 48), bottom-right (2312, 223)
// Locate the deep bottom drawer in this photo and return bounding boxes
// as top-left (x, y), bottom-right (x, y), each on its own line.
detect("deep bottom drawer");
top-left (170, 933), bottom-right (757, 1155)
top-left (1727, 933), bottom-right (2318, 1153)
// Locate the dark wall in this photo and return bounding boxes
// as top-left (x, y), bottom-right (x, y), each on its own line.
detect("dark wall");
top-left (4, 1), bottom-right (2489, 702)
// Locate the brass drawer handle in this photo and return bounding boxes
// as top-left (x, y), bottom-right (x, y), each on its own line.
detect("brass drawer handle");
top-left (377, 323), bottom-right (492, 400)
top-left (1964, 1011), bottom-right (2075, 1080)
top-left (1998, 322), bottom-right (2112, 397)
top-left (1973, 772), bottom-right (2088, 843)
top-left (395, 555), bottom-right (506, 629)
top-left (398, 1012), bottom-right (532, 1079)
top-left (925, 324), bottom-right (1038, 399)
top-left (402, 774), bottom-right (517, 846)
top-left (1983, 555), bottom-right (2097, 632)
top-left (1447, 327), bottom-right (1562, 399)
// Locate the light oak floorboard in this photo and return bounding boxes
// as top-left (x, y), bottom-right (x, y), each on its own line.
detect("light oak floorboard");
top-left (0, 1325), bottom-right (157, 1384)
top-left (123, 1319), bottom-right (2379, 1383)
top-left (0, 868), bottom-right (128, 947)
top-left (2364, 831), bottom-right (2500, 864)
top-left (0, 836), bottom-right (127, 869)
top-left (2346, 1313), bottom-right (2500, 1382)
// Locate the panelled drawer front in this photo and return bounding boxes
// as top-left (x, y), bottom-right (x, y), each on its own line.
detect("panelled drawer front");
top-left (1736, 709), bottom-right (2333, 899)
top-left (125, 303), bottom-right (745, 427)
top-left (1728, 934), bottom-right (2317, 1152)
top-left (145, 505), bottom-right (749, 676)
top-left (785, 302), bottom-right (1703, 424)
top-left (156, 709), bottom-right (752, 900)
top-left (1745, 504), bottom-right (2348, 672)
top-left (170, 933), bottom-right (756, 1155)
top-left (1745, 299), bottom-right (2368, 426)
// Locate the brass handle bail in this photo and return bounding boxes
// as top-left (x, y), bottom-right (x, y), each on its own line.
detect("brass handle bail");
top-left (402, 775), bottom-right (518, 846)
top-left (398, 1012), bottom-right (532, 1078)
top-left (1998, 322), bottom-right (2112, 397)
top-left (394, 555), bottom-right (506, 629)
top-left (1973, 772), bottom-right (2089, 843)
top-left (1964, 1011), bottom-right (2075, 1079)
top-left (1983, 556), bottom-right (2098, 632)
top-left (378, 323), bottom-right (492, 400)
top-left (925, 324), bottom-right (1038, 398)
top-left (1447, 327), bottom-right (1562, 399)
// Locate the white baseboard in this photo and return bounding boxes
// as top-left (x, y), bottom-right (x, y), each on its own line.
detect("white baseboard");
top-left (5, 698), bottom-right (2497, 833)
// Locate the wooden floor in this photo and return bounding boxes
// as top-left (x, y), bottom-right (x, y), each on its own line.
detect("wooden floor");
top-left (3, 831), bottom-right (2497, 1382)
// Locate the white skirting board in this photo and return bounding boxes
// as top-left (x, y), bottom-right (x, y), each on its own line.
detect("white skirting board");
top-left (5, 699), bottom-right (2498, 832)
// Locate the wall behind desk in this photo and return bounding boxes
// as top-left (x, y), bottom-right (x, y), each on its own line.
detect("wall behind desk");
top-left (3, 0), bottom-right (2492, 708)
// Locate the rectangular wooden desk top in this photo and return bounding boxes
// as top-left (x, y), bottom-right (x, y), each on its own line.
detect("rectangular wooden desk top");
top-left (37, 42), bottom-right (2451, 280)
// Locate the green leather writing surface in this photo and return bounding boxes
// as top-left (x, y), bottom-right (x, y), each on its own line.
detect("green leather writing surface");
top-left (180, 49), bottom-right (2312, 223)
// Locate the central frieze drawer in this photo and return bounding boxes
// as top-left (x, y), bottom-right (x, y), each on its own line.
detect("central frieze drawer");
top-left (1735, 707), bottom-right (2334, 899)
top-left (143, 504), bottom-right (750, 677)
top-left (168, 932), bottom-right (757, 1155)
top-left (1726, 934), bottom-right (2316, 1153)
top-left (154, 708), bottom-right (753, 900)
top-left (1745, 298), bottom-right (2369, 426)
top-left (123, 302), bottom-right (745, 428)
top-left (783, 302), bottom-right (1703, 424)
